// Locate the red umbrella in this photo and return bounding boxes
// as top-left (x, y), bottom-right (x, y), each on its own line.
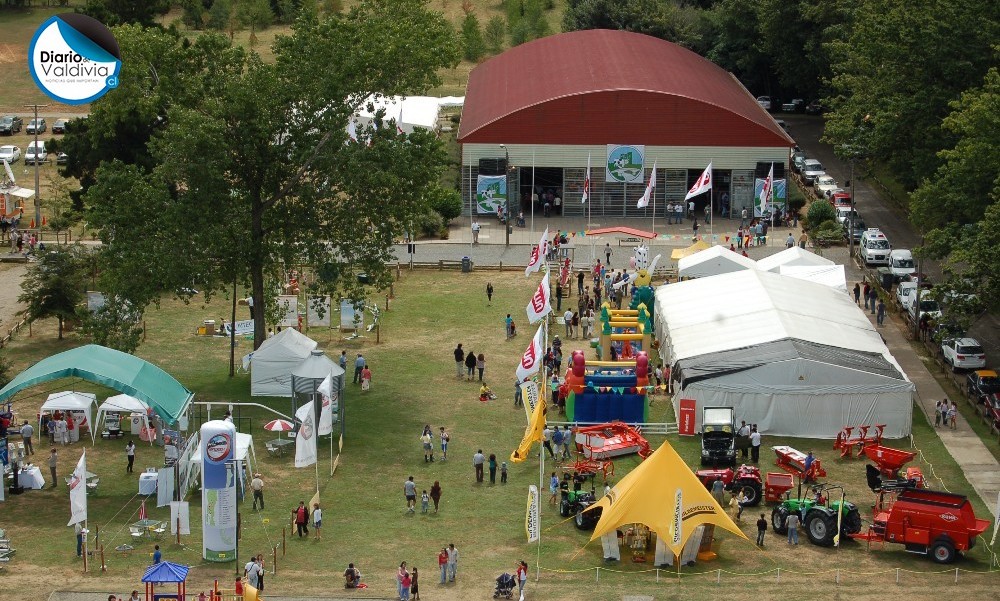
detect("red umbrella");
top-left (264, 419), bottom-right (294, 432)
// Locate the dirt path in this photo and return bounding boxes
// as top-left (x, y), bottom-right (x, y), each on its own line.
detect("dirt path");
top-left (0, 261), bottom-right (28, 334)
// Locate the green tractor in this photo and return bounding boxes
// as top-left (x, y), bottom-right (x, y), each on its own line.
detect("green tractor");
top-left (770, 484), bottom-right (862, 547)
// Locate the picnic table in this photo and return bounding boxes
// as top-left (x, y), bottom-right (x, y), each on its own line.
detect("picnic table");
top-left (130, 519), bottom-right (166, 540)
top-left (266, 438), bottom-right (294, 457)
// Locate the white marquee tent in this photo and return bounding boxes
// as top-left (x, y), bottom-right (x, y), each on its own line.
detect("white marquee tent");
top-left (755, 246), bottom-right (835, 272)
top-left (38, 391), bottom-right (97, 445)
top-left (353, 95), bottom-right (465, 135)
top-left (677, 245), bottom-right (756, 279)
top-left (247, 328), bottom-right (318, 397)
top-left (95, 394), bottom-right (153, 444)
top-left (777, 264), bottom-right (847, 293)
top-left (654, 269), bottom-right (913, 438)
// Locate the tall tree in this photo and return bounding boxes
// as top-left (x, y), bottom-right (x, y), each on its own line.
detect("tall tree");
top-left (461, 12), bottom-right (486, 61)
top-left (83, 0), bottom-right (459, 350)
top-left (18, 246), bottom-right (87, 340)
top-left (824, 0), bottom-right (1000, 189)
top-left (80, 0), bottom-right (171, 27)
top-left (562, 0), bottom-right (695, 46)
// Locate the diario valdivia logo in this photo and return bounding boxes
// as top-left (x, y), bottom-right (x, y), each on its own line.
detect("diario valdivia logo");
top-left (606, 145), bottom-right (645, 183)
top-left (28, 14), bottom-right (121, 105)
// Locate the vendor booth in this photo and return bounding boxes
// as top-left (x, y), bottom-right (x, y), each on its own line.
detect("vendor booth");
top-left (190, 432), bottom-right (258, 493)
top-left (96, 394), bottom-right (153, 443)
top-left (38, 391), bottom-right (97, 444)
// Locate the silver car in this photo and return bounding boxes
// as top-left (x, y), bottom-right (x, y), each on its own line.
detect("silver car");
top-left (801, 159), bottom-right (825, 185)
top-left (0, 145), bottom-right (20, 163)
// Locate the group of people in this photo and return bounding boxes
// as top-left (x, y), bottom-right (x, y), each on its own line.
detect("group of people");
top-left (345, 351), bottom-right (373, 391)
top-left (541, 425), bottom-right (575, 466)
top-left (736, 420), bottom-right (763, 463)
top-left (403, 474), bottom-right (444, 514)
top-left (290, 500), bottom-right (323, 539)
top-left (39, 413), bottom-right (76, 445)
top-left (852, 281), bottom-right (887, 326)
top-left (472, 449), bottom-right (507, 485)
top-left (453, 344), bottom-right (488, 382)
top-left (935, 399), bottom-right (958, 429)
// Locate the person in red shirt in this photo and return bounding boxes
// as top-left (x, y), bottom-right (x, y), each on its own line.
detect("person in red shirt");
top-left (291, 501), bottom-right (309, 537)
top-left (516, 560), bottom-right (528, 596)
top-left (437, 548), bottom-right (448, 584)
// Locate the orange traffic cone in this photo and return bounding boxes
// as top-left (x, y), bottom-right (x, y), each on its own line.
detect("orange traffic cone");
top-left (30, 219), bottom-right (35, 228)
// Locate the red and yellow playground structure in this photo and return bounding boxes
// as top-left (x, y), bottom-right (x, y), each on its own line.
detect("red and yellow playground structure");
top-left (563, 349), bottom-right (650, 423)
top-left (597, 304), bottom-right (653, 361)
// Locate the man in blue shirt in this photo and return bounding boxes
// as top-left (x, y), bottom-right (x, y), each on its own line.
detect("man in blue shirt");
top-left (153, 545), bottom-right (162, 563)
top-left (552, 427), bottom-right (564, 463)
top-left (353, 354), bottom-right (365, 384)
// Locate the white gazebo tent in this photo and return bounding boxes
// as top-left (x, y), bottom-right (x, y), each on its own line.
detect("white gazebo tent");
top-left (677, 245), bottom-right (756, 279)
top-left (38, 391), bottom-right (98, 445)
top-left (191, 432), bottom-right (258, 491)
top-left (653, 269), bottom-right (914, 438)
top-left (777, 264), bottom-right (847, 293)
top-left (95, 394), bottom-right (153, 445)
top-left (755, 246), bottom-right (835, 272)
top-left (247, 328), bottom-right (318, 397)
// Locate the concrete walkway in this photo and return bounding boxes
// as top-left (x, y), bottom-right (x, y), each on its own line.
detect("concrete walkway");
top-left (866, 305), bottom-right (1000, 516)
top-left (48, 593), bottom-right (393, 601)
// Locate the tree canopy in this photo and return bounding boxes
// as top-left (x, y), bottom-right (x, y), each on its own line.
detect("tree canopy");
top-left (78, 0), bottom-right (459, 349)
top-left (18, 246), bottom-right (87, 340)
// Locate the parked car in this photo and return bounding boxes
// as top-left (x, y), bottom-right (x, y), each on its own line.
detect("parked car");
top-left (815, 175), bottom-right (839, 198)
top-left (836, 207), bottom-right (861, 225)
top-left (24, 140), bottom-right (47, 164)
top-left (0, 145), bottom-right (20, 163)
top-left (782, 98), bottom-right (805, 112)
top-left (56, 152), bottom-right (68, 165)
top-left (792, 154), bottom-right (809, 173)
top-left (888, 249), bottom-right (916, 280)
top-left (0, 115), bottom-right (22, 135)
top-left (967, 370), bottom-right (1000, 404)
top-left (823, 187), bottom-right (845, 200)
top-left (756, 96), bottom-right (772, 111)
top-left (26, 118), bottom-right (46, 134)
top-left (805, 100), bottom-right (825, 115)
top-left (942, 338), bottom-right (987, 371)
top-left (801, 159), bottom-right (826, 185)
top-left (52, 119), bottom-right (69, 134)
top-left (775, 119), bottom-right (789, 132)
top-left (931, 320), bottom-right (965, 343)
top-left (860, 228), bottom-right (891, 266)
top-left (909, 298), bottom-right (942, 323)
top-left (790, 151), bottom-right (806, 171)
top-left (843, 218), bottom-right (866, 242)
top-left (831, 192), bottom-right (852, 208)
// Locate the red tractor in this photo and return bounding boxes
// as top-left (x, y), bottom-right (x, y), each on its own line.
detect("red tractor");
top-left (695, 464), bottom-right (764, 506)
top-left (851, 481), bottom-right (991, 563)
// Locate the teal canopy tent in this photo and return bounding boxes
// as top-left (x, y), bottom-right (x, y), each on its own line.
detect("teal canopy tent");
top-left (0, 345), bottom-right (193, 424)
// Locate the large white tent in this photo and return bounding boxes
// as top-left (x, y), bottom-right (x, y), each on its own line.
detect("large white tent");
top-left (95, 394), bottom-right (153, 444)
top-left (677, 245), bottom-right (756, 279)
top-left (247, 328), bottom-right (318, 397)
top-left (654, 269), bottom-right (913, 438)
top-left (38, 391), bottom-right (97, 444)
top-left (755, 246), bottom-right (834, 272)
top-left (777, 264), bottom-right (847, 293)
top-left (353, 95), bottom-right (465, 134)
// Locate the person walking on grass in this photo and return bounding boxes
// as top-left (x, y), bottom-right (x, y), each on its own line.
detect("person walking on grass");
top-left (786, 512), bottom-right (799, 544)
top-left (404, 476), bottom-right (417, 513)
top-left (549, 471), bottom-right (559, 505)
top-left (439, 427), bottom-right (450, 461)
top-left (446, 543), bottom-right (459, 582)
top-left (397, 562), bottom-right (409, 600)
top-left (430, 481), bottom-right (442, 512)
top-left (453, 344), bottom-right (464, 379)
top-left (312, 503), bottom-right (323, 540)
top-left (488, 454), bottom-right (498, 485)
top-left (438, 549), bottom-right (448, 584)
top-left (251, 473), bottom-right (265, 510)
top-left (486, 282), bottom-right (493, 304)
top-left (353, 353), bottom-right (365, 384)
top-left (48, 448), bottom-right (58, 488)
top-left (20, 421), bottom-right (34, 455)
top-left (410, 566), bottom-right (420, 601)
top-left (126, 440), bottom-right (136, 474)
top-left (292, 501), bottom-right (309, 537)
top-left (477, 354), bottom-right (486, 382)
top-left (756, 513), bottom-right (767, 546)
top-left (465, 351), bottom-right (477, 381)
top-left (421, 425), bottom-right (434, 462)
top-left (473, 450), bottom-right (485, 483)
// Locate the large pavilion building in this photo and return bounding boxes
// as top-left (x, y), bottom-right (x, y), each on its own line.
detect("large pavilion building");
top-left (457, 29), bottom-right (795, 219)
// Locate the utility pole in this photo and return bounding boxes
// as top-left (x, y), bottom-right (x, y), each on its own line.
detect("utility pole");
top-left (24, 103), bottom-right (48, 232)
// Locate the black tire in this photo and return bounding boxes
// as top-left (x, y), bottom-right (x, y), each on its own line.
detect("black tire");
top-left (771, 506), bottom-right (789, 535)
top-left (805, 511), bottom-right (837, 547)
top-left (841, 508), bottom-right (862, 535)
top-left (930, 538), bottom-right (956, 564)
top-left (574, 502), bottom-right (601, 530)
top-left (735, 479), bottom-right (763, 507)
top-left (559, 499), bottom-right (572, 518)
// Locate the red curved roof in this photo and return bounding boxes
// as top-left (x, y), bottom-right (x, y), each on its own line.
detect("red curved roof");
top-left (458, 29), bottom-right (793, 147)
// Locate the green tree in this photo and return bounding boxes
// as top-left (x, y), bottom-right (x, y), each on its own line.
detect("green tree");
top-left (208, 0), bottom-right (234, 30)
top-left (562, 0), bottom-right (693, 45)
top-left (238, 0), bottom-right (274, 36)
top-left (80, 0), bottom-right (171, 27)
top-left (484, 15), bottom-right (506, 54)
top-left (83, 0), bottom-right (460, 350)
top-left (461, 12), bottom-right (486, 61)
top-left (704, 0), bottom-right (773, 96)
top-left (824, 0), bottom-right (1000, 189)
top-left (805, 199), bottom-right (836, 229)
top-left (18, 246), bottom-right (87, 340)
top-left (426, 185), bottom-right (463, 223)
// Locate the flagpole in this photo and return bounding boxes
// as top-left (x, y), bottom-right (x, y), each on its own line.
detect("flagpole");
top-left (531, 150), bottom-right (536, 236)
top-left (537, 279), bottom-right (548, 584)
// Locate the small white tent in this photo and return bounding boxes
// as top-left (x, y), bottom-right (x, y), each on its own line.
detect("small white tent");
top-left (248, 328), bottom-right (318, 397)
top-left (678, 245), bottom-right (756, 279)
top-left (755, 246), bottom-right (835, 272)
top-left (96, 394), bottom-right (153, 444)
top-left (354, 95), bottom-right (464, 134)
top-left (39, 391), bottom-right (97, 445)
top-left (191, 432), bottom-right (258, 488)
top-left (777, 264), bottom-right (847, 293)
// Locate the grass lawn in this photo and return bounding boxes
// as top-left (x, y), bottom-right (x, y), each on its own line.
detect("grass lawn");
top-left (1, 270), bottom-right (997, 601)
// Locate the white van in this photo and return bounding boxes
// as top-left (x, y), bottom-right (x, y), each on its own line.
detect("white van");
top-left (888, 249), bottom-right (915, 280)
top-left (860, 228), bottom-right (891, 266)
top-left (25, 140), bottom-right (47, 165)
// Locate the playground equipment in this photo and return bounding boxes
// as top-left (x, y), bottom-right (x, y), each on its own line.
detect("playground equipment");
top-left (563, 350), bottom-right (650, 422)
top-left (574, 421), bottom-right (651, 460)
top-left (832, 424), bottom-right (886, 458)
top-left (597, 304), bottom-right (653, 362)
top-left (142, 561), bottom-right (190, 601)
top-left (612, 245), bottom-right (662, 321)
top-left (773, 445), bottom-right (827, 482)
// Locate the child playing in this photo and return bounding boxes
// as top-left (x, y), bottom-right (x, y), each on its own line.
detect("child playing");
top-left (421, 490), bottom-right (430, 514)
top-left (410, 567), bottom-right (420, 601)
top-left (360, 366), bottom-right (372, 392)
top-left (500, 462), bottom-right (508, 484)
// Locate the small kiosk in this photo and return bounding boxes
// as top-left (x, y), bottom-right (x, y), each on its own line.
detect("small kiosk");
top-left (142, 561), bottom-right (189, 601)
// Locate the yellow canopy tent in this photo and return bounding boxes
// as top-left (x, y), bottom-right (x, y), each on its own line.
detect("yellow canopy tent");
top-left (585, 439), bottom-right (748, 557)
top-left (670, 239), bottom-right (711, 261)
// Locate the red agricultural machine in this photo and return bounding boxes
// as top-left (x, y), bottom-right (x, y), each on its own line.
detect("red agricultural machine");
top-left (833, 424), bottom-right (885, 458)
top-left (695, 464), bottom-right (764, 506)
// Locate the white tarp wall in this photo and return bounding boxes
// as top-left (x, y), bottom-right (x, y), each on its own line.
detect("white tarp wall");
top-left (248, 328), bottom-right (318, 397)
top-left (354, 95), bottom-right (464, 134)
top-left (677, 245), bottom-right (756, 279)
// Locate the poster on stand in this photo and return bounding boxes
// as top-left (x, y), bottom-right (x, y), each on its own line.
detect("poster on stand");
top-left (278, 295), bottom-right (298, 327)
top-left (308, 296), bottom-right (331, 328)
top-left (200, 420), bottom-right (237, 562)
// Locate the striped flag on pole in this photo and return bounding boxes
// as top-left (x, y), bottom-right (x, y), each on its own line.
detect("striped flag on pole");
top-left (582, 153), bottom-right (591, 204)
top-left (636, 162), bottom-right (656, 208)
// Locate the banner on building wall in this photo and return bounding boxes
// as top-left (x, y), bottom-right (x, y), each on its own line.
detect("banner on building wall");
top-left (606, 145), bottom-right (646, 183)
top-left (754, 178), bottom-right (786, 217)
top-left (476, 175), bottom-right (507, 214)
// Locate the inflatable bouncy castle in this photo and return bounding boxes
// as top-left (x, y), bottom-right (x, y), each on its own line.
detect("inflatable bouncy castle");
top-left (563, 350), bottom-right (649, 422)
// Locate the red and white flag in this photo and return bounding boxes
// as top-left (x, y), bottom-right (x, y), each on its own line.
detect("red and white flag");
top-left (636, 161), bottom-right (657, 208)
top-left (396, 101), bottom-right (405, 135)
top-left (524, 227), bottom-right (549, 277)
top-left (759, 162), bottom-right (774, 215)
top-left (526, 272), bottom-right (552, 324)
top-left (516, 323), bottom-right (545, 382)
top-left (581, 154), bottom-right (591, 204)
top-left (684, 162), bottom-right (713, 201)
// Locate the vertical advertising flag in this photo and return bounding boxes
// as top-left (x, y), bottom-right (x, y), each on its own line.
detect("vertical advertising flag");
top-left (526, 485), bottom-right (540, 543)
top-left (476, 175), bottom-right (507, 214)
top-left (519, 380), bottom-right (540, 422)
top-left (684, 163), bottom-right (714, 201)
top-left (525, 272), bottom-right (552, 324)
top-left (295, 401), bottom-right (318, 468)
top-left (758, 163), bottom-right (774, 216)
top-left (67, 451), bottom-right (87, 526)
top-left (636, 162), bottom-right (657, 208)
top-left (524, 227), bottom-right (549, 276)
top-left (317, 375), bottom-right (335, 436)
top-left (582, 154), bottom-right (591, 203)
top-left (516, 324), bottom-right (545, 383)
top-left (511, 398), bottom-right (547, 463)
top-left (201, 420), bottom-right (237, 561)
